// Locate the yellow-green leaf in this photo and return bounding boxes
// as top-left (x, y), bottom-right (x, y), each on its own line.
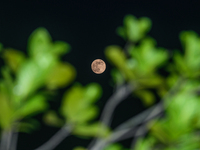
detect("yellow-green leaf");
top-left (73, 147), bottom-right (87, 150)
top-left (84, 83), bottom-right (102, 103)
top-left (28, 27), bottom-right (52, 57)
top-left (43, 110), bottom-right (64, 127)
top-left (73, 122), bottom-right (111, 138)
top-left (135, 90), bottom-right (155, 106)
top-left (46, 62), bottom-right (76, 89)
top-left (61, 83), bottom-right (101, 124)
top-left (14, 94), bottom-right (48, 120)
top-left (104, 144), bottom-right (123, 150)
top-left (51, 41), bottom-right (71, 56)
top-left (3, 49), bottom-right (26, 73)
top-left (0, 92), bottom-right (13, 129)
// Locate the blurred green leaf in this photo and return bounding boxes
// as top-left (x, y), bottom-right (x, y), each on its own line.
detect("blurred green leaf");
top-left (43, 110), bottom-right (64, 127)
top-left (46, 62), bottom-right (76, 89)
top-left (0, 43), bottom-right (3, 52)
top-left (73, 122), bottom-right (110, 138)
top-left (111, 69), bottom-right (124, 85)
top-left (138, 17), bottom-right (151, 35)
top-left (175, 133), bottom-right (200, 150)
top-left (116, 15), bottom-right (151, 42)
top-left (124, 15), bottom-right (139, 42)
top-left (14, 94), bottom-right (48, 120)
top-left (105, 45), bottom-right (127, 68)
top-left (17, 119), bottom-right (40, 133)
top-left (129, 37), bottom-right (168, 75)
top-left (2, 49), bottom-right (26, 73)
top-left (116, 27), bottom-right (126, 40)
top-left (104, 143), bottom-right (123, 150)
top-left (180, 31), bottom-right (200, 70)
top-left (136, 74), bottom-right (164, 88)
top-left (0, 92), bottom-right (13, 129)
top-left (60, 83), bottom-right (102, 124)
top-left (173, 51), bottom-right (190, 76)
top-left (15, 58), bottom-right (55, 99)
top-left (27, 27), bottom-right (52, 58)
top-left (105, 45), bottom-right (135, 80)
top-left (72, 106), bottom-right (99, 124)
top-left (84, 83), bottom-right (102, 103)
top-left (135, 90), bottom-right (155, 106)
top-left (60, 84), bottom-right (83, 122)
top-left (73, 147), bottom-right (87, 150)
top-left (51, 41), bottom-right (71, 56)
top-left (134, 137), bottom-right (155, 150)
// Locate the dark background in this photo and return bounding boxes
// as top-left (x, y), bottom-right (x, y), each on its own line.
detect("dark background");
top-left (0, 0), bottom-right (200, 149)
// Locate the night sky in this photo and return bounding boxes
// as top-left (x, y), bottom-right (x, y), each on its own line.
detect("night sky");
top-left (1, 1), bottom-right (200, 149)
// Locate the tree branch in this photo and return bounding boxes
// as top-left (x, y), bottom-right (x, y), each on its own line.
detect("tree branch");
top-left (88, 83), bottom-right (135, 150)
top-left (0, 129), bottom-right (12, 150)
top-left (100, 83), bottom-right (135, 127)
top-left (35, 125), bottom-right (72, 150)
top-left (90, 77), bottom-right (184, 150)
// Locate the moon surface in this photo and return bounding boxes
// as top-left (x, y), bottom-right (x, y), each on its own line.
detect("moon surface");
top-left (91, 59), bottom-right (106, 74)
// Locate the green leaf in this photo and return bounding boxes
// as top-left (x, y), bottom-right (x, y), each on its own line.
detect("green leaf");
top-left (15, 58), bottom-right (55, 99)
top-left (0, 43), bottom-right (3, 52)
top-left (43, 110), bottom-right (64, 127)
top-left (51, 41), bottom-right (71, 56)
top-left (84, 83), bottom-right (102, 103)
top-left (176, 133), bottom-right (200, 150)
top-left (27, 27), bottom-right (52, 58)
top-left (105, 46), bottom-right (126, 68)
top-left (135, 90), bottom-right (155, 106)
top-left (173, 51), bottom-right (190, 76)
top-left (3, 48), bottom-right (26, 73)
top-left (61, 83), bottom-right (101, 124)
top-left (60, 84), bottom-right (84, 121)
top-left (179, 31), bottom-right (200, 76)
top-left (14, 94), bottom-right (48, 120)
top-left (73, 122), bottom-right (110, 138)
top-left (136, 74), bottom-right (164, 88)
top-left (116, 27), bottom-right (126, 40)
top-left (105, 45), bottom-right (135, 80)
top-left (0, 92), bottom-right (13, 129)
top-left (134, 137), bottom-right (155, 150)
top-left (129, 37), bottom-right (168, 75)
top-left (46, 62), bottom-right (76, 89)
top-left (117, 15), bottom-right (152, 42)
top-left (104, 143), bottom-right (123, 150)
top-left (72, 106), bottom-right (99, 124)
top-left (111, 69), bottom-right (124, 85)
top-left (17, 119), bottom-right (40, 133)
top-left (124, 15), bottom-right (140, 42)
top-left (73, 147), bottom-right (87, 150)
top-left (138, 17), bottom-right (152, 34)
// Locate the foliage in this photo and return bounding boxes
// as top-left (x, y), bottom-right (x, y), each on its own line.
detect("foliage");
top-left (1, 14), bottom-right (200, 150)
top-left (105, 15), bottom-right (200, 149)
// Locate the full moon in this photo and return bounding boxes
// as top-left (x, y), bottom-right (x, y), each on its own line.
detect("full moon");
top-left (91, 59), bottom-right (106, 74)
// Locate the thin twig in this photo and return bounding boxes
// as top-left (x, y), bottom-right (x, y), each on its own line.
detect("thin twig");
top-left (130, 77), bottom-right (185, 149)
top-left (114, 77), bottom-right (184, 132)
top-left (110, 113), bottom-right (163, 143)
top-left (0, 129), bottom-right (12, 150)
top-left (89, 83), bottom-right (135, 150)
top-left (10, 131), bottom-right (18, 150)
top-left (100, 83), bottom-right (135, 127)
top-left (35, 125), bottom-right (72, 150)
top-left (95, 77), bottom-right (184, 149)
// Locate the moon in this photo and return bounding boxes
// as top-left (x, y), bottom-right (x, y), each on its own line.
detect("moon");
top-left (91, 59), bottom-right (106, 74)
